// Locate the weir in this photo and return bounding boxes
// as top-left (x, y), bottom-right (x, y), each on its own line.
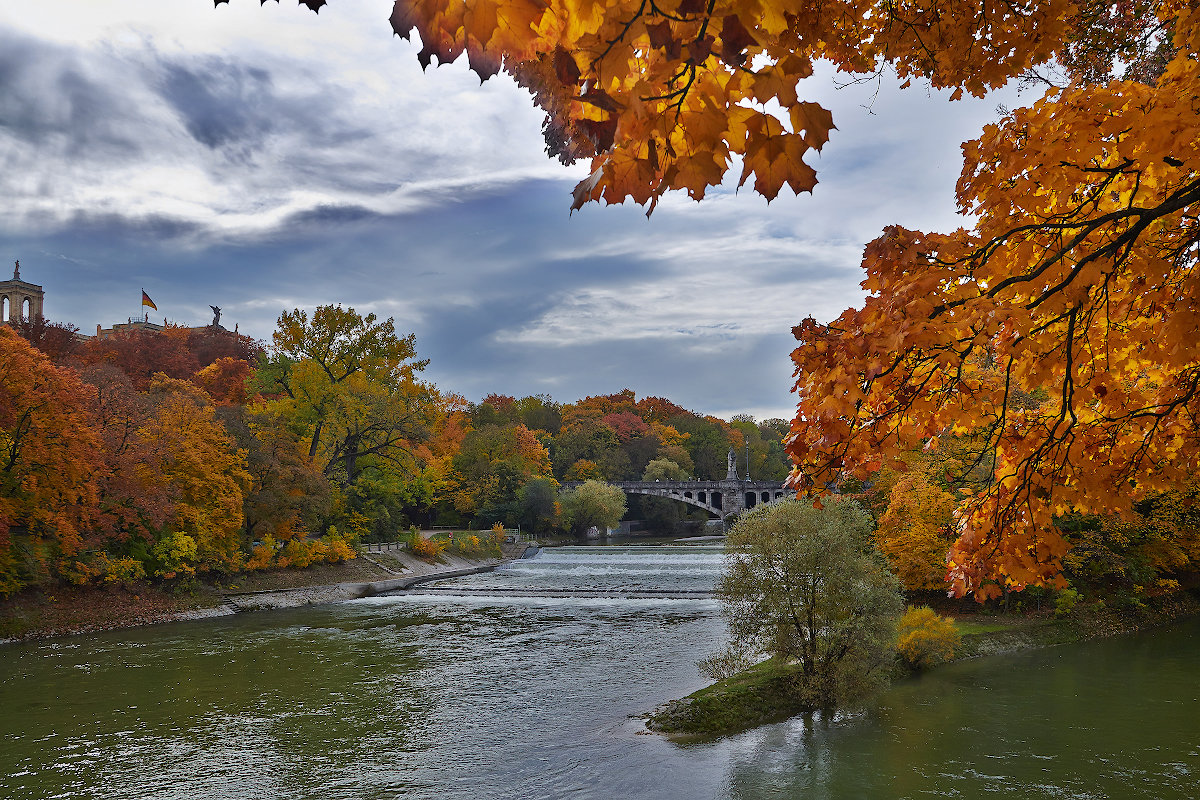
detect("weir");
top-left (385, 586), bottom-right (716, 599)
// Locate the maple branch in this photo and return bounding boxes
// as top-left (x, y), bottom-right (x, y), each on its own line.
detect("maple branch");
top-left (591, 0), bottom-right (648, 71)
top-left (929, 173), bottom-right (1200, 318)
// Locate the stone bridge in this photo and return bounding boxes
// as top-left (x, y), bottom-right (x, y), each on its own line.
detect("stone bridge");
top-left (561, 479), bottom-right (790, 520)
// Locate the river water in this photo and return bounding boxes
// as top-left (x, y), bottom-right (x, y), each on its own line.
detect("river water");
top-left (2, 544), bottom-right (1199, 799)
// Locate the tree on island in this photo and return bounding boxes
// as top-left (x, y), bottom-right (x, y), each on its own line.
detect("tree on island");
top-left (711, 497), bottom-right (903, 708)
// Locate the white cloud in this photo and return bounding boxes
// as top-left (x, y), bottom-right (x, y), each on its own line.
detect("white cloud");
top-left (0, 1), bottom-right (1048, 418)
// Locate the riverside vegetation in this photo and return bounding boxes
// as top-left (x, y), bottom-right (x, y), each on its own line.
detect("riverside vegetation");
top-left (1, 307), bottom-right (792, 627)
top-left (648, 497), bottom-right (1200, 738)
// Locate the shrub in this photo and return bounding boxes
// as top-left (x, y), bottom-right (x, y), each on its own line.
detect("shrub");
top-left (410, 535), bottom-right (446, 561)
top-left (897, 605), bottom-right (961, 669)
top-left (1054, 587), bottom-right (1081, 617)
top-left (323, 533), bottom-right (356, 563)
top-left (98, 555), bottom-right (146, 584)
top-left (244, 536), bottom-right (277, 571)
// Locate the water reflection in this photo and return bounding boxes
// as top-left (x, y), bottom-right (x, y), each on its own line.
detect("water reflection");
top-left (715, 618), bottom-right (1200, 799)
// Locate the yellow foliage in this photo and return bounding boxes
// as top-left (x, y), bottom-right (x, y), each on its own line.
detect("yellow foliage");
top-left (897, 606), bottom-right (961, 669)
top-left (323, 535), bottom-right (356, 563)
top-left (875, 471), bottom-right (959, 591)
top-left (245, 536), bottom-right (278, 571)
top-left (138, 377), bottom-right (250, 574)
top-left (410, 535), bottom-right (446, 560)
top-left (98, 555), bottom-right (146, 584)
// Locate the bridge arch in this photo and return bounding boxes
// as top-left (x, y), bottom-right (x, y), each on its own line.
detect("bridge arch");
top-left (561, 479), bottom-right (787, 521)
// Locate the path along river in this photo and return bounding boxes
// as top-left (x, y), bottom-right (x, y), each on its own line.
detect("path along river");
top-left (3, 544), bottom-right (1199, 799)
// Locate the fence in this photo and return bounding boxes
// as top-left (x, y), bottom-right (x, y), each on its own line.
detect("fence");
top-left (362, 541), bottom-right (408, 553)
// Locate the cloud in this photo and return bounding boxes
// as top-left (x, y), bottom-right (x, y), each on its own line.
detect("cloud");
top-left (0, 0), bottom-right (1044, 422)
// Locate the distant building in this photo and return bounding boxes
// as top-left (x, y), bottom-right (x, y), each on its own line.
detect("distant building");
top-left (0, 260), bottom-right (44, 323)
top-left (93, 318), bottom-right (168, 340)
top-left (4, 261), bottom-right (236, 340)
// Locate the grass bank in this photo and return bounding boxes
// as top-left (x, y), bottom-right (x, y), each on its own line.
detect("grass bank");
top-left (646, 589), bottom-right (1200, 740)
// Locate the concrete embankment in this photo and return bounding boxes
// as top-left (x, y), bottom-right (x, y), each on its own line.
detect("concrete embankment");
top-left (218, 544), bottom-right (539, 613)
top-left (1, 544), bottom-right (540, 642)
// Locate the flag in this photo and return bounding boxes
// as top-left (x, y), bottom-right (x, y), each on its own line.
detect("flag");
top-left (141, 290), bottom-right (157, 311)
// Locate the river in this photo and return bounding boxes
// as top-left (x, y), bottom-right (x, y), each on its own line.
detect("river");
top-left (2, 544), bottom-right (1198, 799)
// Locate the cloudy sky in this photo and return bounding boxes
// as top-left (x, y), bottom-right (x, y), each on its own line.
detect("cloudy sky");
top-left (0, 0), bottom-right (1037, 420)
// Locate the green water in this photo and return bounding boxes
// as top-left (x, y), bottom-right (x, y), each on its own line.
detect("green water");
top-left (2, 547), bottom-right (1198, 798)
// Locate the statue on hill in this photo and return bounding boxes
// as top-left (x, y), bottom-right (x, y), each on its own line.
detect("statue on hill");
top-left (209, 305), bottom-right (221, 328)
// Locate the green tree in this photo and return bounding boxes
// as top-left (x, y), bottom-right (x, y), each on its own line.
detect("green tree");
top-left (639, 457), bottom-right (698, 534)
top-left (716, 497), bottom-right (904, 708)
top-left (517, 475), bottom-right (561, 535)
top-left (257, 306), bottom-right (439, 486)
top-left (669, 413), bottom-right (732, 479)
top-left (552, 416), bottom-right (621, 478)
top-left (450, 422), bottom-right (553, 524)
top-left (560, 479), bottom-right (627, 536)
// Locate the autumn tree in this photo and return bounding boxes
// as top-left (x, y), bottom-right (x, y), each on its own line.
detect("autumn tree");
top-left (1058, 484), bottom-right (1200, 602)
top-left (220, 403), bottom-right (332, 544)
top-left (875, 469), bottom-right (959, 592)
top-left (8, 315), bottom-right (81, 363)
top-left (450, 422), bottom-right (554, 523)
top-left (136, 377), bottom-right (250, 575)
top-left (259, 306), bottom-right (438, 483)
top-left (0, 328), bottom-right (100, 593)
top-left (787, 5), bottom-right (1200, 599)
top-left (80, 326), bottom-right (201, 391)
top-left (192, 356), bottom-right (253, 405)
top-left (79, 364), bottom-right (171, 551)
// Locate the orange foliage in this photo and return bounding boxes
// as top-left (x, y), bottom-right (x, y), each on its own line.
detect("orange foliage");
top-left (0, 328), bottom-right (100, 593)
top-left (192, 357), bottom-right (251, 405)
top-left (875, 470), bottom-right (959, 591)
top-left (787, 4), bottom-right (1200, 599)
top-left (382, 0), bottom-right (1071, 211)
top-left (565, 459), bottom-right (603, 480)
top-left (410, 535), bottom-right (447, 560)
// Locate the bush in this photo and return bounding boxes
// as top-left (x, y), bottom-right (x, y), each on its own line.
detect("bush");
top-left (323, 533), bottom-right (356, 563)
top-left (1054, 587), bottom-right (1081, 617)
top-left (278, 538), bottom-right (315, 568)
top-left (897, 605), bottom-right (961, 669)
top-left (410, 535), bottom-right (446, 561)
top-left (244, 537), bottom-right (277, 571)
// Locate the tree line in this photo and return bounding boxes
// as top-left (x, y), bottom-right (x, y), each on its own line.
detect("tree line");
top-left (0, 307), bottom-right (790, 595)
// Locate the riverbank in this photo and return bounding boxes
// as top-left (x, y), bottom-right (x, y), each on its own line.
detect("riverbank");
top-left (646, 589), bottom-right (1200, 739)
top-left (0, 541), bottom-right (534, 643)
